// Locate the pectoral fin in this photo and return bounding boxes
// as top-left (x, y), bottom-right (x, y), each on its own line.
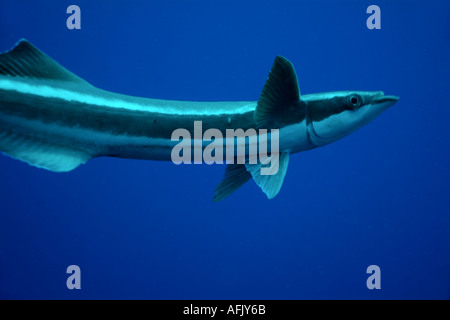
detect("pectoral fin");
top-left (254, 56), bottom-right (304, 129)
top-left (213, 56), bottom-right (301, 201)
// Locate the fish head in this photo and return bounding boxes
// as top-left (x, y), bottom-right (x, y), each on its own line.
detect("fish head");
top-left (306, 91), bottom-right (399, 146)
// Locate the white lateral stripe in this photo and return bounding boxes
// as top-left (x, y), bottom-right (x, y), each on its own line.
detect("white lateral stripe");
top-left (0, 79), bottom-right (255, 116)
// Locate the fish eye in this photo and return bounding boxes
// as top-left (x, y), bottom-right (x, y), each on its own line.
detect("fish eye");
top-left (348, 95), bottom-right (362, 109)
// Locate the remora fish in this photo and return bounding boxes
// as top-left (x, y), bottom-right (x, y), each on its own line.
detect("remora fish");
top-left (0, 40), bottom-right (398, 201)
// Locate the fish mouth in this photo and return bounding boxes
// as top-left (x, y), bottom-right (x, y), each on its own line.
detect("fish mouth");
top-left (372, 94), bottom-right (400, 104)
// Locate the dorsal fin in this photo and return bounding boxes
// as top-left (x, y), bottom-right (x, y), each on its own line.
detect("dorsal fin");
top-left (0, 39), bottom-right (90, 85)
top-left (254, 56), bottom-right (303, 128)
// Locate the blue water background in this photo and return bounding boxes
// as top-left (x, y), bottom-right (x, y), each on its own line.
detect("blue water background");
top-left (0, 0), bottom-right (449, 299)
